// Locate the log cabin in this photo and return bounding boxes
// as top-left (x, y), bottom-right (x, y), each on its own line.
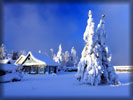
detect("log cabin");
top-left (15, 51), bottom-right (59, 74)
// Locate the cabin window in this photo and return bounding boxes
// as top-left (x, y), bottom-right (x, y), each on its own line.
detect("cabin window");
top-left (38, 67), bottom-right (44, 74)
top-left (23, 66), bottom-right (30, 72)
top-left (50, 67), bottom-right (54, 73)
top-left (31, 66), bottom-right (37, 73)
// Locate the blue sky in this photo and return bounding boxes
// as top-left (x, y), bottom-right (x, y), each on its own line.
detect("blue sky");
top-left (3, 2), bottom-right (129, 65)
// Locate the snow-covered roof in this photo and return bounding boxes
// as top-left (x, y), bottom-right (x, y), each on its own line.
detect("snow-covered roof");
top-left (15, 55), bottom-right (26, 65)
top-left (0, 64), bottom-right (17, 72)
top-left (0, 59), bottom-right (10, 64)
top-left (22, 51), bottom-right (59, 66)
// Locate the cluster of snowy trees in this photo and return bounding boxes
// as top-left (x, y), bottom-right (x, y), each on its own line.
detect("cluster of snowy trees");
top-left (0, 43), bottom-right (26, 61)
top-left (75, 10), bottom-right (119, 85)
top-left (49, 44), bottom-right (78, 68)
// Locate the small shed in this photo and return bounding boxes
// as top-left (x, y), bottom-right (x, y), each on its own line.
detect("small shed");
top-left (20, 51), bottom-right (59, 74)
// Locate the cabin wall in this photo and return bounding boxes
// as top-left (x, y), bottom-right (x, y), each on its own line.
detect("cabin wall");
top-left (22, 65), bottom-right (58, 74)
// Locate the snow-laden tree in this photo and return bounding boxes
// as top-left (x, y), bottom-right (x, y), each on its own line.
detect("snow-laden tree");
top-left (75, 10), bottom-right (119, 85)
top-left (53, 54), bottom-right (57, 62)
top-left (70, 47), bottom-right (78, 67)
top-left (19, 50), bottom-right (26, 57)
top-left (61, 52), bottom-right (65, 67)
top-left (64, 51), bottom-right (70, 66)
top-left (50, 48), bottom-right (54, 60)
top-left (0, 44), bottom-right (7, 60)
top-left (53, 44), bottom-right (63, 64)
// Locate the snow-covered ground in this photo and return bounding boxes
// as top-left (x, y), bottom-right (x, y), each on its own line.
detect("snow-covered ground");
top-left (1, 72), bottom-right (133, 98)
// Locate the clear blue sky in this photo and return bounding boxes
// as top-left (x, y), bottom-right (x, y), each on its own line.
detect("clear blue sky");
top-left (3, 2), bottom-right (129, 65)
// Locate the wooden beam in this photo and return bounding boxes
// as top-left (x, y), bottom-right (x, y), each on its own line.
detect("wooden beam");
top-left (29, 66), bottom-right (30, 74)
top-left (36, 66), bottom-right (38, 74)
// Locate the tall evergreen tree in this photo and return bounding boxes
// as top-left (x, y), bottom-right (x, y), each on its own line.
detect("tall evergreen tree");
top-left (53, 44), bottom-right (63, 65)
top-left (76, 10), bottom-right (119, 85)
top-left (70, 47), bottom-right (78, 67)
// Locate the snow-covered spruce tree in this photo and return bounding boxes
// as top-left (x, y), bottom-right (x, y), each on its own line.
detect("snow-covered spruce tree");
top-left (75, 10), bottom-right (119, 85)
top-left (70, 47), bottom-right (78, 67)
top-left (0, 44), bottom-right (7, 60)
top-left (64, 51), bottom-right (70, 67)
top-left (53, 44), bottom-right (63, 64)
top-left (50, 48), bottom-right (54, 60)
top-left (19, 50), bottom-right (26, 57)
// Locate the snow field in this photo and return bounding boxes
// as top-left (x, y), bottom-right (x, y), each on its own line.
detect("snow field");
top-left (2, 72), bottom-right (132, 98)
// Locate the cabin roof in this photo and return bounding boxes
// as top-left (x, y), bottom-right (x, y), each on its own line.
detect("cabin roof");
top-left (22, 51), bottom-right (59, 66)
top-left (15, 55), bottom-right (26, 65)
top-left (0, 59), bottom-right (10, 64)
